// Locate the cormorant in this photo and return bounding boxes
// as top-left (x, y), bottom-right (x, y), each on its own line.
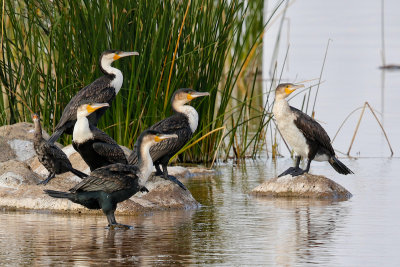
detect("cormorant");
top-left (49, 50), bottom-right (139, 143)
top-left (32, 113), bottom-right (88, 185)
top-left (44, 130), bottom-right (178, 229)
top-left (73, 103), bottom-right (127, 171)
top-left (272, 83), bottom-right (353, 177)
top-left (127, 88), bottom-right (209, 189)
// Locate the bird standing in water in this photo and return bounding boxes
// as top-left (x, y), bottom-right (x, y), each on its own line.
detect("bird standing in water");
top-left (32, 113), bottom-right (87, 185)
top-left (44, 130), bottom-right (178, 229)
top-left (49, 50), bottom-right (139, 143)
top-left (128, 88), bottom-right (209, 189)
top-left (272, 83), bottom-right (353, 177)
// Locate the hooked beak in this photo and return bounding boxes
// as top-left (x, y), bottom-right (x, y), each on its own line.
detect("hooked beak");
top-left (114, 51), bottom-right (139, 60)
top-left (87, 103), bottom-right (109, 114)
top-left (285, 84), bottom-right (305, 95)
top-left (187, 91), bottom-right (210, 101)
top-left (154, 133), bottom-right (178, 142)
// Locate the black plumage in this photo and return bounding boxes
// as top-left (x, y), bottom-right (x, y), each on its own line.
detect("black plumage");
top-left (49, 50), bottom-right (138, 143)
top-left (32, 113), bottom-right (87, 185)
top-left (273, 83), bottom-right (353, 177)
top-left (128, 88), bottom-right (209, 189)
top-left (73, 104), bottom-right (127, 171)
top-left (44, 130), bottom-right (177, 229)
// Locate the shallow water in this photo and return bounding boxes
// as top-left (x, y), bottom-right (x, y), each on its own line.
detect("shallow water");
top-left (1, 158), bottom-right (400, 266)
top-left (1, 0), bottom-right (400, 266)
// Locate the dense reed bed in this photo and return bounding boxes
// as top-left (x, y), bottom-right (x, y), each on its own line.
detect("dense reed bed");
top-left (0, 0), bottom-right (285, 163)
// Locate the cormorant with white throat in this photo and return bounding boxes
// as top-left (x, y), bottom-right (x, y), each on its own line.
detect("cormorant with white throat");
top-left (49, 50), bottom-right (139, 143)
top-left (128, 88), bottom-right (209, 189)
top-left (32, 113), bottom-right (87, 185)
top-left (72, 103), bottom-right (127, 171)
top-left (273, 83), bottom-right (353, 177)
top-left (44, 130), bottom-right (178, 229)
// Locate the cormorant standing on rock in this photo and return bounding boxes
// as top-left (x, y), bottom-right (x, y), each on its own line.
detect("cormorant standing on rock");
top-left (272, 83), bottom-right (353, 177)
top-left (44, 130), bottom-right (178, 229)
top-left (128, 88), bottom-right (209, 189)
top-left (72, 103), bottom-right (127, 171)
top-left (32, 113), bottom-right (87, 185)
top-left (49, 50), bottom-right (139, 143)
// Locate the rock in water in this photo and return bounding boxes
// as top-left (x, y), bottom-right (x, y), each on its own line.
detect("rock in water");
top-left (251, 173), bottom-right (352, 200)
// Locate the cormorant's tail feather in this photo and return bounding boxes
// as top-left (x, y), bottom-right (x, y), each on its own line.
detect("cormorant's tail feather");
top-left (329, 156), bottom-right (353, 175)
top-left (69, 168), bottom-right (88, 179)
top-left (44, 190), bottom-right (73, 199)
top-left (48, 128), bottom-right (63, 143)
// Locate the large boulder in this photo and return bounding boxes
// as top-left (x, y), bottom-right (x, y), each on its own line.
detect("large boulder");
top-left (0, 125), bottom-right (214, 214)
top-left (251, 173), bottom-right (352, 200)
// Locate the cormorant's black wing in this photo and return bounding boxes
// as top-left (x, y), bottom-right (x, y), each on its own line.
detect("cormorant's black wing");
top-left (128, 114), bottom-right (192, 164)
top-left (42, 142), bottom-right (71, 164)
top-left (69, 163), bottom-right (139, 193)
top-left (290, 107), bottom-right (335, 154)
top-left (90, 126), bottom-right (127, 164)
top-left (54, 76), bottom-right (115, 131)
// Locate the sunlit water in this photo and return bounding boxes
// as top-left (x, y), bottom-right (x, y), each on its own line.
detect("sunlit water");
top-left (1, 0), bottom-right (400, 266)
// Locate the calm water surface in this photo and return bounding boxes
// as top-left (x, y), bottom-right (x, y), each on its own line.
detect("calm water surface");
top-left (1, 0), bottom-right (400, 266)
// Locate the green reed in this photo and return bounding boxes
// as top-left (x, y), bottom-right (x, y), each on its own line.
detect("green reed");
top-left (0, 0), bottom-right (286, 163)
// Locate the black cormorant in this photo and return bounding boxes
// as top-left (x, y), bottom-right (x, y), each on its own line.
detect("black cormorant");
top-left (127, 88), bottom-right (209, 189)
top-left (272, 83), bottom-right (353, 177)
top-left (32, 113), bottom-right (87, 185)
top-left (49, 50), bottom-right (139, 143)
top-left (72, 103), bottom-right (127, 171)
top-left (44, 130), bottom-right (178, 229)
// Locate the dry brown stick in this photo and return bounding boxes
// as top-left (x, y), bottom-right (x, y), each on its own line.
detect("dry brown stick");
top-left (210, 126), bottom-right (226, 169)
top-left (332, 106), bottom-right (365, 144)
top-left (347, 102), bottom-right (366, 155)
top-left (365, 102), bottom-right (394, 156)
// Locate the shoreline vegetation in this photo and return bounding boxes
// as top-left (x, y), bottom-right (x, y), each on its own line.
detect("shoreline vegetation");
top-left (0, 0), bottom-right (289, 164)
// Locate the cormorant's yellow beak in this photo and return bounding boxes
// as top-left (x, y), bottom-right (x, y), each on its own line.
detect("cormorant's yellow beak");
top-left (187, 91), bottom-right (210, 101)
top-left (155, 134), bottom-right (178, 142)
top-left (113, 51), bottom-right (139, 61)
top-left (86, 103), bottom-right (109, 114)
top-left (285, 84), bottom-right (304, 95)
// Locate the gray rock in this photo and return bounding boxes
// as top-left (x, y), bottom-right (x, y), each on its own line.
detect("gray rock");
top-left (251, 173), bottom-right (352, 200)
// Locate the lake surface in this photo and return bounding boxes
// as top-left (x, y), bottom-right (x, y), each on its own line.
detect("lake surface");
top-left (1, 0), bottom-right (400, 266)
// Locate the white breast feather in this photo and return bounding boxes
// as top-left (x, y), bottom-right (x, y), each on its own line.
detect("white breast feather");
top-left (73, 117), bottom-right (93, 144)
top-left (102, 64), bottom-right (123, 94)
top-left (178, 105), bottom-right (199, 133)
top-left (273, 100), bottom-right (309, 158)
top-left (138, 144), bottom-right (154, 186)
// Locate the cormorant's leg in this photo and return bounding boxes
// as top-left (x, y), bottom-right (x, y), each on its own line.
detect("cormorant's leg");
top-left (106, 211), bottom-right (133, 230)
top-left (37, 173), bottom-right (56, 185)
top-left (155, 164), bottom-right (163, 176)
top-left (290, 158), bottom-right (311, 177)
top-left (161, 163), bottom-right (187, 190)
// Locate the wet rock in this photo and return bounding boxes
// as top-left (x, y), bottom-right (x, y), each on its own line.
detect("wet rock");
top-left (251, 173), bottom-right (352, 200)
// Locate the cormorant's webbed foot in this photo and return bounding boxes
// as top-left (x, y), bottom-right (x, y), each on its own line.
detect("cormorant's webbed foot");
top-left (140, 186), bottom-right (149, 193)
top-left (107, 223), bottom-right (133, 230)
top-left (154, 165), bottom-right (163, 176)
top-left (165, 175), bottom-right (187, 191)
top-left (278, 167), bottom-right (295, 177)
top-left (290, 168), bottom-right (306, 177)
top-left (37, 174), bottom-right (55, 185)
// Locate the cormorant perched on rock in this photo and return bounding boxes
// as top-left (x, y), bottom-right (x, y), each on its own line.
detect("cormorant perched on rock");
top-left (272, 83), bottom-right (353, 177)
top-left (72, 103), bottom-right (127, 171)
top-left (49, 50), bottom-right (139, 143)
top-left (44, 130), bottom-right (178, 229)
top-left (32, 113), bottom-right (87, 185)
top-left (127, 88), bottom-right (209, 189)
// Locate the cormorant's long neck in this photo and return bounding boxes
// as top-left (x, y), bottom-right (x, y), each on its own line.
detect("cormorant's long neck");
top-left (137, 143), bottom-right (153, 186)
top-left (273, 97), bottom-right (291, 120)
top-left (73, 116), bottom-right (93, 143)
top-left (99, 58), bottom-right (123, 94)
top-left (33, 120), bottom-right (43, 148)
top-left (172, 103), bottom-right (199, 133)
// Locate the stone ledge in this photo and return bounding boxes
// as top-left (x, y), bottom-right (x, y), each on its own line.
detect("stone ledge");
top-left (250, 173), bottom-right (352, 200)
